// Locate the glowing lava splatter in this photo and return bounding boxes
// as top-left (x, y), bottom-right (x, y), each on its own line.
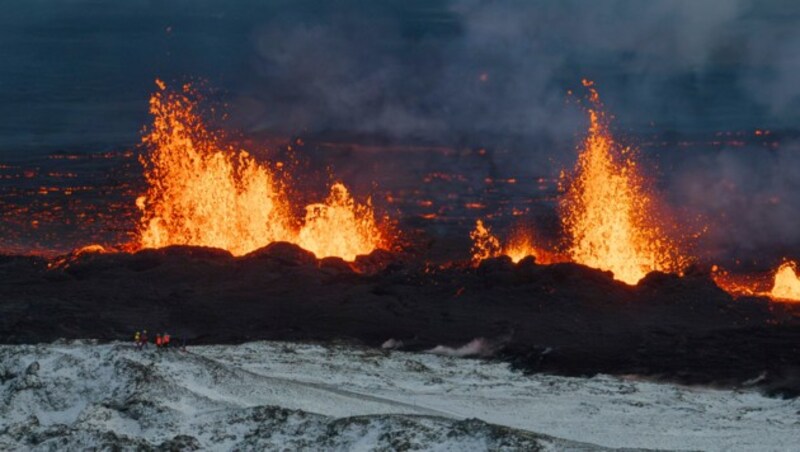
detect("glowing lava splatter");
top-left (470, 220), bottom-right (502, 264)
top-left (559, 80), bottom-right (686, 284)
top-left (136, 80), bottom-right (388, 260)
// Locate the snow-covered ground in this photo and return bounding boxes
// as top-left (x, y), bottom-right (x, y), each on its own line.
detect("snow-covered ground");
top-left (1, 341), bottom-right (798, 451)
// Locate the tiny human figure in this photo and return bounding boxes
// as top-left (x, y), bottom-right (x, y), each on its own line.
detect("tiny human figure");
top-left (141, 330), bottom-right (149, 349)
top-left (155, 333), bottom-right (163, 348)
top-left (134, 331), bottom-right (141, 350)
top-left (163, 332), bottom-right (171, 349)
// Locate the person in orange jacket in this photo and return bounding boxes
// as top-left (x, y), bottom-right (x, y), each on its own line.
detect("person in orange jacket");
top-left (163, 332), bottom-right (171, 348)
top-left (155, 333), bottom-right (163, 348)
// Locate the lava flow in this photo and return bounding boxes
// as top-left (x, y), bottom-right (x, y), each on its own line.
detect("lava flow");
top-left (136, 80), bottom-right (388, 261)
top-left (560, 81), bottom-right (687, 284)
top-left (712, 261), bottom-right (800, 303)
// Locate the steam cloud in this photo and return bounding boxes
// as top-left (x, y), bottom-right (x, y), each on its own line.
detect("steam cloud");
top-left (668, 141), bottom-right (800, 264)
top-left (239, 0), bottom-right (800, 137)
top-left (234, 1), bottom-right (800, 263)
top-left (427, 338), bottom-right (501, 358)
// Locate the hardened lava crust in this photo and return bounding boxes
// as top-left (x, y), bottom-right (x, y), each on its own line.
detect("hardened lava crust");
top-left (1, 244), bottom-right (799, 397)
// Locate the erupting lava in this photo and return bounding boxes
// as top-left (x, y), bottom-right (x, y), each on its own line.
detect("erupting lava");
top-left (298, 183), bottom-right (386, 261)
top-left (769, 261), bottom-right (800, 302)
top-left (137, 81), bottom-right (295, 255)
top-left (470, 220), bottom-right (555, 265)
top-left (559, 80), bottom-right (686, 284)
top-left (136, 80), bottom-right (388, 260)
top-left (470, 80), bottom-right (686, 284)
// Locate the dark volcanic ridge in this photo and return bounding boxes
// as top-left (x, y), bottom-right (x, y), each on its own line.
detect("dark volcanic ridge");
top-left (2, 243), bottom-right (799, 397)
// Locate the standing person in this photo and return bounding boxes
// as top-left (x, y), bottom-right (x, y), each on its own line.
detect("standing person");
top-left (141, 330), bottom-right (149, 349)
top-left (163, 332), bottom-right (171, 349)
top-left (155, 333), bottom-right (163, 349)
top-left (134, 331), bottom-right (141, 350)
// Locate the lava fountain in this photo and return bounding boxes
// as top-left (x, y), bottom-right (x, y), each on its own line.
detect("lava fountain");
top-left (137, 80), bottom-right (295, 255)
top-left (470, 220), bottom-right (558, 265)
top-left (770, 261), bottom-right (800, 302)
top-left (136, 80), bottom-right (388, 260)
top-left (298, 183), bottom-right (386, 261)
top-left (559, 80), bottom-right (686, 284)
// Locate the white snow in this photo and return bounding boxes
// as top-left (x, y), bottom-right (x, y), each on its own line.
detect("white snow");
top-left (199, 341), bottom-right (800, 451)
top-left (1, 340), bottom-right (798, 451)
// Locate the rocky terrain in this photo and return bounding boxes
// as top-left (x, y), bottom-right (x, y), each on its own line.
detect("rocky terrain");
top-left (1, 244), bottom-right (799, 398)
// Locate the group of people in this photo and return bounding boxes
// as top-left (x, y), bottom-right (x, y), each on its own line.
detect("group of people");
top-left (133, 330), bottom-right (178, 350)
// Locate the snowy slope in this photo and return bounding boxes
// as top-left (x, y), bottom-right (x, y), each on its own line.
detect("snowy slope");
top-left (0, 341), bottom-right (798, 451)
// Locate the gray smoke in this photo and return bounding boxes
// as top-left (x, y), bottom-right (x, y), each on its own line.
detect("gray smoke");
top-left (668, 141), bottom-right (800, 264)
top-left (233, 0), bottom-right (800, 262)
top-left (237, 0), bottom-right (800, 137)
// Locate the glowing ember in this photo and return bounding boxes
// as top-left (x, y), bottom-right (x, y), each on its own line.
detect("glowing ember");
top-left (769, 261), bottom-right (800, 302)
top-left (560, 80), bottom-right (686, 284)
top-left (502, 234), bottom-right (541, 264)
top-left (136, 80), bottom-right (387, 260)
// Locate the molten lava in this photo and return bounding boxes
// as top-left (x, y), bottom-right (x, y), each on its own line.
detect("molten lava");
top-left (560, 80), bottom-right (686, 284)
top-left (470, 220), bottom-right (556, 265)
top-left (712, 261), bottom-right (800, 303)
top-left (470, 220), bottom-right (502, 264)
top-left (503, 233), bottom-right (543, 264)
top-left (136, 80), bottom-right (388, 260)
top-left (710, 266), bottom-right (761, 298)
top-left (137, 80), bottom-right (296, 255)
top-left (298, 183), bottom-right (385, 261)
top-left (469, 81), bottom-right (684, 281)
top-left (769, 261), bottom-right (800, 302)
